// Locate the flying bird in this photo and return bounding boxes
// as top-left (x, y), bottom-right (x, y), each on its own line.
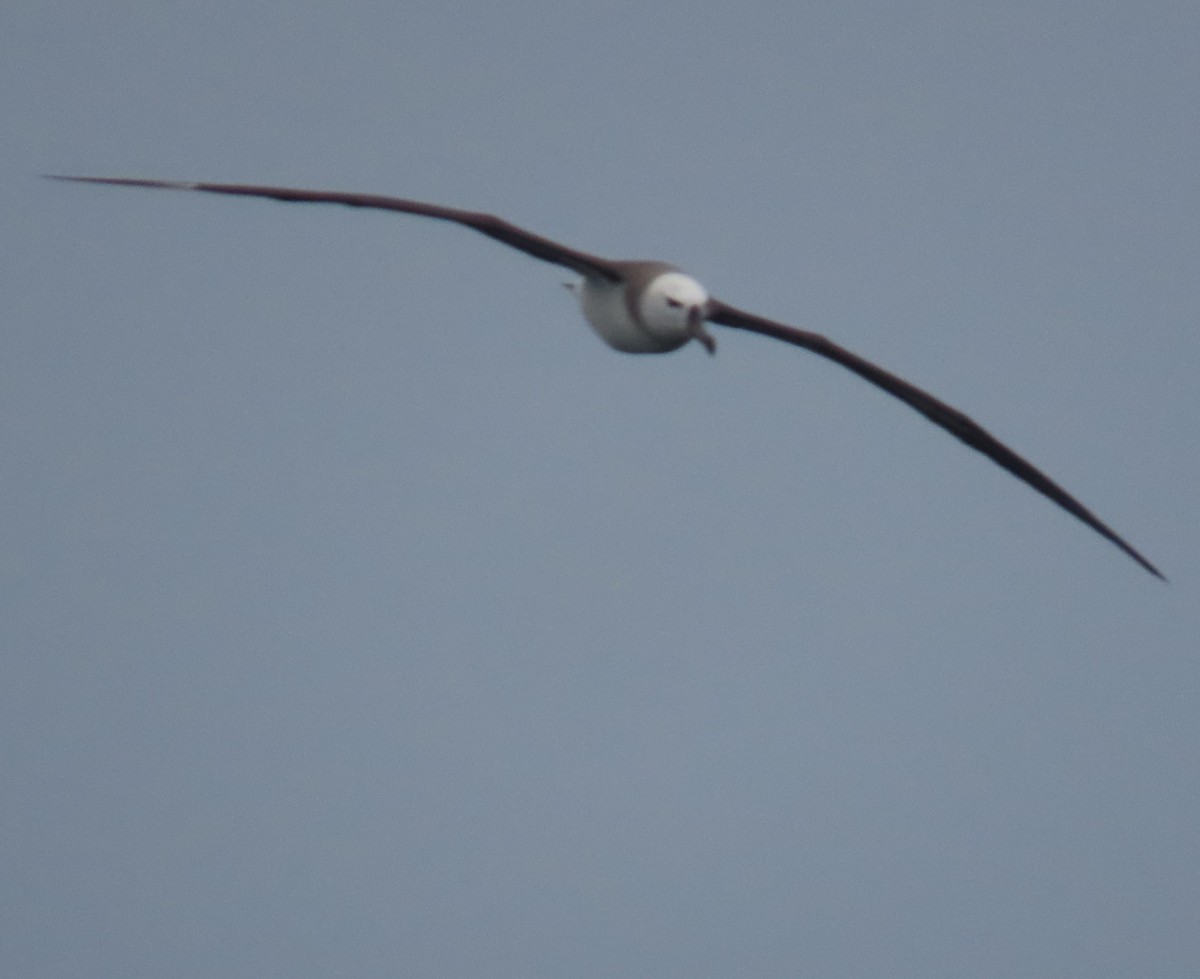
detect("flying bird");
top-left (46, 174), bottom-right (1163, 579)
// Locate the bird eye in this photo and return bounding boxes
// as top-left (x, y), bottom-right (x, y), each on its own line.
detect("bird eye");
top-left (665, 297), bottom-right (683, 308)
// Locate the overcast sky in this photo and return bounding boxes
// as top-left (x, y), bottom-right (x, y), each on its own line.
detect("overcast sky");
top-left (4, 1), bottom-right (1198, 975)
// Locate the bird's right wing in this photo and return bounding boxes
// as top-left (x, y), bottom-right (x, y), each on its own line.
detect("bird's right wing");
top-left (45, 176), bottom-right (624, 282)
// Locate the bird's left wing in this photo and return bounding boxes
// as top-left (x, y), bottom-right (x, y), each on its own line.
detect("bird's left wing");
top-left (706, 298), bottom-right (1163, 579)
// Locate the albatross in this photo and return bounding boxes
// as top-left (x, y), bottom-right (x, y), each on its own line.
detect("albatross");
top-left (46, 174), bottom-right (1163, 579)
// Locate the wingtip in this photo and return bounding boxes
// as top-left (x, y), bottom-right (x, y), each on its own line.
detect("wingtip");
top-left (41, 175), bottom-right (201, 191)
top-left (43, 174), bottom-right (107, 183)
top-left (1107, 531), bottom-right (1166, 581)
top-left (1143, 560), bottom-right (1168, 583)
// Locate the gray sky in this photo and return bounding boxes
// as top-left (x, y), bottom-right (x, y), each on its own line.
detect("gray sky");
top-left (4, 1), bottom-right (1198, 975)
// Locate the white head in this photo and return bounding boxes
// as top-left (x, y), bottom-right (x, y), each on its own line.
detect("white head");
top-left (570, 264), bottom-right (715, 354)
top-left (636, 271), bottom-right (715, 353)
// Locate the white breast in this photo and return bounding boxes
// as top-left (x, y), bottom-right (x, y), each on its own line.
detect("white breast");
top-left (574, 266), bottom-right (709, 354)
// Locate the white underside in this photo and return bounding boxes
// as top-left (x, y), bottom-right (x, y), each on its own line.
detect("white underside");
top-left (576, 278), bottom-right (676, 352)
top-left (575, 274), bottom-right (700, 353)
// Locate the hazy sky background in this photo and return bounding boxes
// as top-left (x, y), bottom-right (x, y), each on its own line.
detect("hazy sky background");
top-left (4, 2), bottom-right (1198, 975)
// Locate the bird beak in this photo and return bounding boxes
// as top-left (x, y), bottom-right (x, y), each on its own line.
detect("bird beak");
top-left (688, 305), bottom-right (716, 355)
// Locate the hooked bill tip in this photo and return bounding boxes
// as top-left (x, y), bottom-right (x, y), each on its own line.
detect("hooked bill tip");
top-left (687, 306), bottom-right (716, 355)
